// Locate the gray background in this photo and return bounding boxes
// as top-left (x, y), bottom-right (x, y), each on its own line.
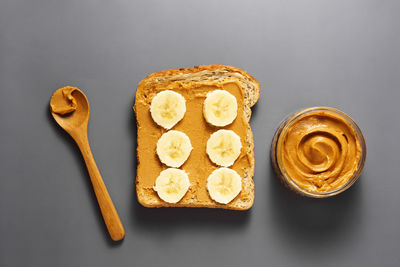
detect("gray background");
top-left (1, 0), bottom-right (399, 266)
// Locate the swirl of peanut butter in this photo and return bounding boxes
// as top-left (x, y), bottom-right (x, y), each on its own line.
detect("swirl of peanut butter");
top-left (276, 110), bottom-right (363, 192)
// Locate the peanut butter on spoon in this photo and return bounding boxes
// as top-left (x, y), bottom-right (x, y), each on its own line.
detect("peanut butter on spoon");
top-left (50, 86), bottom-right (78, 115)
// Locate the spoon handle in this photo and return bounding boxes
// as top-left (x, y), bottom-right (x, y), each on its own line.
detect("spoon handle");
top-left (75, 134), bottom-right (125, 241)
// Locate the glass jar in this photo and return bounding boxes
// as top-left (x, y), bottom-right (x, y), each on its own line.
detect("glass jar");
top-left (270, 107), bottom-right (366, 198)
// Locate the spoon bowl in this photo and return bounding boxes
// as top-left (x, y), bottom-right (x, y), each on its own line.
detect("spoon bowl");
top-left (50, 88), bottom-right (89, 134)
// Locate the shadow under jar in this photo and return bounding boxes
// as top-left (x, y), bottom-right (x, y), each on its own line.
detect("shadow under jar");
top-left (270, 107), bottom-right (366, 198)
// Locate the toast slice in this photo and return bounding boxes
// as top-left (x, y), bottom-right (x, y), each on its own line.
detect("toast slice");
top-left (134, 65), bottom-right (260, 210)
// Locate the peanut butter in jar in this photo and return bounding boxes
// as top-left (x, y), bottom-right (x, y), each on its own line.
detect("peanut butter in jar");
top-left (270, 107), bottom-right (366, 198)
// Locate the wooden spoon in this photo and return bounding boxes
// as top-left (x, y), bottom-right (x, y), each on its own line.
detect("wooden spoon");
top-left (50, 86), bottom-right (125, 241)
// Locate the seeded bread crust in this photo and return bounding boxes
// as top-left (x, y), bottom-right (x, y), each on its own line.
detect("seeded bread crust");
top-left (134, 65), bottom-right (260, 210)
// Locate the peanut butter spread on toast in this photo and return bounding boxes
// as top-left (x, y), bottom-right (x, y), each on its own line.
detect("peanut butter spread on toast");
top-left (135, 81), bottom-right (251, 204)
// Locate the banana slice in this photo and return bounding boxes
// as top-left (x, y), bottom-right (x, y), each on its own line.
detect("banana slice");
top-left (207, 168), bottom-right (242, 204)
top-left (154, 168), bottom-right (190, 203)
top-left (206, 129), bottom-right (242, 167)
top-left (150, 90), bottom-right (186, 129)
top-left (203, 90), bottom-right (238, 127)
top-left (157, 130), bottom-right (193, 168)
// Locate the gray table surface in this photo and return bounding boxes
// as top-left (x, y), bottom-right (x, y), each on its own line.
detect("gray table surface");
top-left (1, 0), bottom-right (400, 266)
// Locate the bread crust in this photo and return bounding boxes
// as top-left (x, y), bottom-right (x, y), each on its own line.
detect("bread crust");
top-left (134, 65), bottom-right (260, 210)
